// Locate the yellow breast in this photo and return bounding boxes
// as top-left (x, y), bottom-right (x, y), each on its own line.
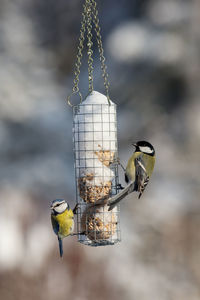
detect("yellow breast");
top-left (125, 152), bottom-right (155, 181)
top-left (53, 209), bottom-right (74, 239)
top-left (125, 154), bottom-right (136, 182)
top-left (125, 152), bottom-right (142, 182)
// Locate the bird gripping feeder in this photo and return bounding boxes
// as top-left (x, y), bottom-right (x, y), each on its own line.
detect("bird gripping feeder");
top-left (67, 0), bottom-right (121, 246)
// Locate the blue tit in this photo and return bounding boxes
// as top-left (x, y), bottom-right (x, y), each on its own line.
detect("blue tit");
top-left (51, 199), bottom-right (74, 257)
top-left (108, 141), bottom-right (155, 210)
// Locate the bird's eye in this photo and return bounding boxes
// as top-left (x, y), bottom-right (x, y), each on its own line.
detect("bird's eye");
top-left (54, 201), bottom-right (65, 208)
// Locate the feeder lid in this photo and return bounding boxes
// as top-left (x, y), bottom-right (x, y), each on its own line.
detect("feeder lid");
top-left (83, 91), bottom-right (114, 105)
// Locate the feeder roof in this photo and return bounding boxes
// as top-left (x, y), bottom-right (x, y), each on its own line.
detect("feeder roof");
top-left (83, 91), bottom-right (114, 105)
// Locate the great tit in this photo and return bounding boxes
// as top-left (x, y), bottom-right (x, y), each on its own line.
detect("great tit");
top-left (108, 141), bottom-right (155, 210)
top-left (125, 140), bottom-right (155, 198)
top-left (51, 199), bottom-right (74, 257)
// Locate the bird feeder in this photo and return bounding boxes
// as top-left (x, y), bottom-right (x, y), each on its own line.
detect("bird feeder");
top-left (73, 91), bottom-right (120, 246)
top-left (67, 0), bottom-right (121, 246)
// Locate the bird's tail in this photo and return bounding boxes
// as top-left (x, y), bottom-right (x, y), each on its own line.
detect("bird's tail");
top-left (58, 237), bottom-right (63, 257)
top-left (108, 181), bottom-right (135, 211)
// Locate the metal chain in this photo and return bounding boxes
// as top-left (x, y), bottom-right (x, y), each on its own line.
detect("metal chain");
top-left (85, 0), bottom-right (94, 93)
top-left (67, 0), bottom-right (110, 106)
top-left (91, 0), bottom-right (111, 105)
top-left (67, 1), bottom-right (87, 106)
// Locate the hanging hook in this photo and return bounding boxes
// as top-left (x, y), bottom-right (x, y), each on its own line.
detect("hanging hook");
top-left (67, 90), bottom-right (83, 107)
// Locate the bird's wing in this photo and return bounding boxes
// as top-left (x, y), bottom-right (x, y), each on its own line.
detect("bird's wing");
top-left (51, 215), bottom-right (59, 235)
top-left (134, 155), bottom-right (149, 198)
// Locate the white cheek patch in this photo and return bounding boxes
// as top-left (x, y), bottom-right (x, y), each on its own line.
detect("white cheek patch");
top-left (139, 146), bottom-right (153, 154)
top-left (54, 202), bottom-right (68, 213)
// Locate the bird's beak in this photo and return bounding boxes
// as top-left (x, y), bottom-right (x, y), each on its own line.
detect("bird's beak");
top-left (50, 205), bottom-right (54, 210)
top-left (132, 143), bottom-right (137, 147)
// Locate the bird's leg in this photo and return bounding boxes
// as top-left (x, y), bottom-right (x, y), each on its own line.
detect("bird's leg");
top-left (70, 231), bottom-right (86, 236)
top-left (116, 157), bottom-right (126, 172)
top-left (114, 157), bottom-right (126, 190)
top-left (111, 157), bottom-right (126, 172)
top-left (73, 203), bottom-right (79, 214)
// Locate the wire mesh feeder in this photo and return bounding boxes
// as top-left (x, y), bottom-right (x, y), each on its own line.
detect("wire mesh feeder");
top-left (73, 91), bottom-right (121, 246)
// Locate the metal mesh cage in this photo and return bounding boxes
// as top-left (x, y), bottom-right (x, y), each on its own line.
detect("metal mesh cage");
top-left (73, 91), bottom-right (121, 246)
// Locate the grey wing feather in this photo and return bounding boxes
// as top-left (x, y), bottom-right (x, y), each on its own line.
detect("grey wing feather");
top-left (134, 155), bottom-right (149, 198)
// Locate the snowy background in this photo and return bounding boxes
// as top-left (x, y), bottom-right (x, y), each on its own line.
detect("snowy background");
top-left (0, 0), bottom-right (200, 299)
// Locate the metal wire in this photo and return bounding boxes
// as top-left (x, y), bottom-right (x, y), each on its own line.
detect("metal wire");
top-left (73, 102), bottom-right (120, 246)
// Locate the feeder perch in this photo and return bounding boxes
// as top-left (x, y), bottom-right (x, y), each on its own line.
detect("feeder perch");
top-left (73, 91), bottom-right (121, 246)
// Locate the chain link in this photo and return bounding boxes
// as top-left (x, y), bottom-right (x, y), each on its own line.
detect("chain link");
top-left (85, 0), bottom-right (94, 93)
top-left (67, 2), bottom-right (88, 106)
top-left (67, 0), bottom-right (110, 106)
top-left (72, 9), bottom-right (86, 94)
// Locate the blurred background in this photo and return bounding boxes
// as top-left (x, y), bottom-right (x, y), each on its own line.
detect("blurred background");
top-left (0, 0), bottom-right (200, 299)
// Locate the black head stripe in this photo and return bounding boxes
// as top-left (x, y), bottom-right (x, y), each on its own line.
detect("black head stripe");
top-left (134, 141), bottom-right (155, 156)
